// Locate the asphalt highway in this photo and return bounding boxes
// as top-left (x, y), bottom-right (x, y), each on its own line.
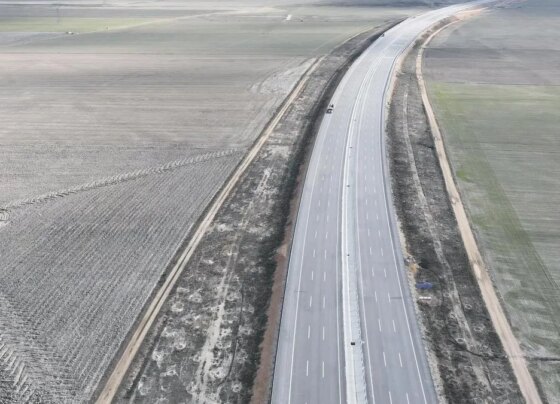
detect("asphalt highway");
top-left (272, 2), bottom-right (490, 404)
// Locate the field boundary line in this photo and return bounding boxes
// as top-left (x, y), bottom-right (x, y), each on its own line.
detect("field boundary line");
top-left (416, 17), bottom-right (542, 404)
top-left (95, 56), bottom-right (322, 404)
top-left (0, 149), bottom-right (241, 214)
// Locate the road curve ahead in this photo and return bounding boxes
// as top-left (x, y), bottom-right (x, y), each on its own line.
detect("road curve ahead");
top-left (272, 2), bottom-right (491, 404)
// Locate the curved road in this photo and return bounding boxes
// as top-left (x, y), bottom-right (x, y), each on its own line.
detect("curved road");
top-left (272, 2), bottom-right (490, 404)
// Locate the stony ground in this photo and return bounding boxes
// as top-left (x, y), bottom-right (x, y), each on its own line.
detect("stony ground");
top-left (424, 2), bottom-right (560, 401)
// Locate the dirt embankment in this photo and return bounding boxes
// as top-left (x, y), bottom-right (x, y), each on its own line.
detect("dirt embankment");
top-left (387, 22), bottom-right (525, 404)
top-left (110, 21), bottom-right (400, 404)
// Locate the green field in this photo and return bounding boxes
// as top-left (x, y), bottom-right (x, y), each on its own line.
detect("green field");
top-left (426, 3), bottom-right (560, 398)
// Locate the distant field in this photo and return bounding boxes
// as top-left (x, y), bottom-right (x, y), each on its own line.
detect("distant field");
top-left (0, 18), bottom-right (154, 33)
top-left (0, 1), bottom-right (418, 401)
top-left (425, 2), bottom-right (560, 401)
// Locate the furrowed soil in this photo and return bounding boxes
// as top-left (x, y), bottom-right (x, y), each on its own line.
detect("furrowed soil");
top-left (0, 1), bottom-right (419, 402)
top-left (113, 23), bottom-right (398, 404)
top-left (424, 1), bottom-right (560, 401)
top-left (387, 25), bottom-right (523, 403)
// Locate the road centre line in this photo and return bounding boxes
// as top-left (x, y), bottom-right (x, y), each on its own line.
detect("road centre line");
top-left (351, 54), bottom-right (384, 404)
top-left (393, 320), bottom-right (396, 333)
top-left (399, 353), bottom-right (403, 367)
top-left (383, 351), bottom-right (387, 367)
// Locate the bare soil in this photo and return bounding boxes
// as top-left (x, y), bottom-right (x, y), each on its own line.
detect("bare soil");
top-left (114, 23), bottom-right (398, 404)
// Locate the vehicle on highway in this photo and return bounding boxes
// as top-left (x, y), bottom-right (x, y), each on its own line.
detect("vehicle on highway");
top-left (326, 103), bottom-right (334, 113)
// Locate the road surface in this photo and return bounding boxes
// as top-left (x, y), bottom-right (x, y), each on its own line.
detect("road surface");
top-left (272, 2), bottom-right (490, 404)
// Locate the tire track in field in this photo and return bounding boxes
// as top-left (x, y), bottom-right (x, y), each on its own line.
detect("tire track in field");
top-left (0, 149), bottom-right (241, 218)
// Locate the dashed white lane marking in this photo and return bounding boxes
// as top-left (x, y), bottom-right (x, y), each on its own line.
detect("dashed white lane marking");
top-left (399, 352), bottom-right (403, 367)
top-left (308, 325), bottom-right (311, 339)
top-left (322, 326), bottom-right (325, 341)
top-left (323, 272), bottom-right (326, 282)
top-left (406, 393), bottom-right (410, 404)
top-left (366, 199), bottom-right (368, 206)
top-left (376, 213), bottom-right (379, 221)
top-left (393, 320), bottom-right (397, 333)
top-left (383, 351), bottom-right (387, 367)
top-left (311, 271), bottom-right (314, 281)
top-left (325, 231), bottom-right (328, 239)
top-left (306, 360), bottom-right (309, 377)
top-left (322, 296), bottom-right (326, 309)
top-left (313, 249), bottom-right (316, 258)
top-left (314, 230), bottom-right (317, 239)
top-left (367, 228), bottom-right (370, 236)
top-left (384, 268), bottom-right (387, 278)
top-left (369, 247), bottom-right (372, 256)
top-left (374, 290), bottom-right (378, 302)
top-left (318, 200), bottom-right (321, 208)
top-left (326, 214), bottom-right (329, 223)
top-left (389, 391), bottom-right (393, 404)
top-left (388, 292), bottom-right (391, 303)
top-left (366, 212), bottom-right (369, 220)
top-left (371, 267), bottom-right (375, 278)
top-left (378, 229), bottom-right (381, 238)
top-left (309, 296), bottom-right (313, 308)
top-left (324, 250), bottom-right (327, 260)
top-left (381, 247), bottom-right (384, 257)
top-left (322, 361), bottom-right (325, 379)
top-left (378, 319), bottom-right (382, 332)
